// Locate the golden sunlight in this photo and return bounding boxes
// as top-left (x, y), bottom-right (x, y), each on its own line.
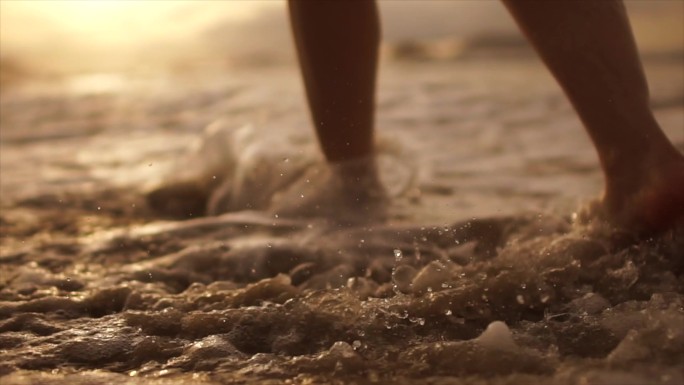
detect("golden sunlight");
top-left (1, 0), bottom-right (267, 48)
top-left (0, 0), bottom-right (279, 74)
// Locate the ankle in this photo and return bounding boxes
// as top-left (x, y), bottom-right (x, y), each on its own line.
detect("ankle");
top-left (602, 154), bottom-right (684, 229)
top-left (329, 155), bottom-right (380, 182)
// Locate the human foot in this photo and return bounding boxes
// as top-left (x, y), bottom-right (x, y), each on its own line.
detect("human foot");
top-left (269, 156), bottom-right (389, 225)
top-left (600, 155), bottom-right (684, 233)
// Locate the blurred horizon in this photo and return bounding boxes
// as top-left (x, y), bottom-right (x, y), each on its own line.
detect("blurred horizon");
top-left (1, 0), bottom-right (683, 82)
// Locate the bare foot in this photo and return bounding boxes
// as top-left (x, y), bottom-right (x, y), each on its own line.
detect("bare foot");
top-left (602, 156), bottom-right (684, 233)
top-left (269, 156), bottom-right (389, 225)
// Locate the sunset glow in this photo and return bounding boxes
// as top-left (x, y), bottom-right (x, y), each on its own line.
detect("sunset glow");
top-left (1, 0), bottom-right (680, 76)
top-left (0, 0), bottom-right (281, 74)
top-left (1, 0), bottom-right (267, 48)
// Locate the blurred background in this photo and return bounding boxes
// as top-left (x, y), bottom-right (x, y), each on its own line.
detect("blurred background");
top-left (1, 0), bottom-right (682, 221)
top-left (2, 0), bottom-right (683, 83)
top-left (1, 0), bottom-right (682, 250)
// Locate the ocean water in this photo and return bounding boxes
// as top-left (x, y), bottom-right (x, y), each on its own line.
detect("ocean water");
top-left (1, 58), bottom-right (683, 384)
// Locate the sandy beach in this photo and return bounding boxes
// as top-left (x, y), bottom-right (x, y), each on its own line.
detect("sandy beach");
top-left (1, 53), bottom-right (683, 384)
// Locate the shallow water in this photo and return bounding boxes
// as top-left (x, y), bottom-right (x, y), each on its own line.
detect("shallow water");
top-left (1, 59), bottom-right (683, 384)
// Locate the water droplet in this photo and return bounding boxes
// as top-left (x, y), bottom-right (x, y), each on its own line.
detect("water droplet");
top-left (352, 340), bottom-right (362, 349)
top-left (516, 295), bottom-right (525, 304)
top-left (445, 309), bottom-right (452, 316)
top-left (409, 317), bottom-right (425, 326)
top-left (393, 249), bottom-right (403, 261)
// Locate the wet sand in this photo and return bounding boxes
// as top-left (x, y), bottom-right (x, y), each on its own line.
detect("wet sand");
top-left (1, 57), bottom-right (683, 384)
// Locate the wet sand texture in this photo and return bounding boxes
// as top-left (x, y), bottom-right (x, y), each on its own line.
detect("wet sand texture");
top-left (1, 59), bottom-right (683, 384)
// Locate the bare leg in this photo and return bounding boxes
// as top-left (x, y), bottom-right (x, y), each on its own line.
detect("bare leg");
top-left (278, 0), bottom-right (386, 222)
top-left (288, 0), bottom-right (379, 163)
top-left (502, 0), bottom-right (684, 231)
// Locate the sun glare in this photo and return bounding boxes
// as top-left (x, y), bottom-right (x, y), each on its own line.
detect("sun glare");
top-left (1, 0), bottom-right (265, 47)
top-left (0, 0), bottom-right (279, 74)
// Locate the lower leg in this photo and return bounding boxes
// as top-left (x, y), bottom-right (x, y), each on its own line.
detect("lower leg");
top-left (502, 0), bottom-right (684, 230)
top-left (288, 0), bottom-right (380, 163)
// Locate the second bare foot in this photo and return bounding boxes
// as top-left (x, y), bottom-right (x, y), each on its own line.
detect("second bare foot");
top-left (601, 156), bottom-right (684, 233)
